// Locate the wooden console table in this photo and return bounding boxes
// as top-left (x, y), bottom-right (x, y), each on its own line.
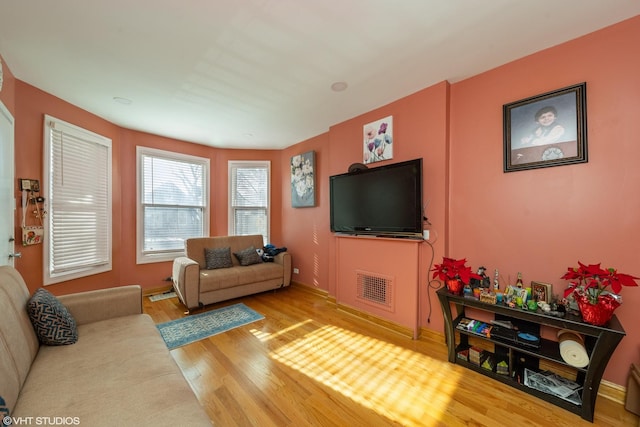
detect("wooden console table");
top-left (437, 287), bottom-right (625, 422)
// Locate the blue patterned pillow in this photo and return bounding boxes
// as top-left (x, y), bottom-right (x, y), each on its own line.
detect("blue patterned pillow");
top-left (27, 288), bottom-right (78, 346)
top-left (0, 395), bottom-right (9, 421)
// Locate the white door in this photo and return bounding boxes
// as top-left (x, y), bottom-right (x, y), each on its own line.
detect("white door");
top-left (0, 101), bottom-right (16, 266)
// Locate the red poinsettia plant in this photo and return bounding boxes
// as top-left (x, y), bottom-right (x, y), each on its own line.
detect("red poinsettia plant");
top-left (432, 257), bottom-right (481, 285)
top-left (562, 261), bottom-right (639, 305)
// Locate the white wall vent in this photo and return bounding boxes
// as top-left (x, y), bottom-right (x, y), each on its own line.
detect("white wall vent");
top-left (356, 270), bottom-right (394, 311)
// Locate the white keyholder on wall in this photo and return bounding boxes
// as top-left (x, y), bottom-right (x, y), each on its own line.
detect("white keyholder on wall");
top-left (22, 189), bottom-right (44, 246)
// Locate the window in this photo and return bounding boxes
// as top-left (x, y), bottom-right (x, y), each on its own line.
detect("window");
top-left (43, 116), bottom-right (112, 284)
top-left (228, 161), bottom-right (270, 244)
top-left (137, 147), bottom-right (209, 263)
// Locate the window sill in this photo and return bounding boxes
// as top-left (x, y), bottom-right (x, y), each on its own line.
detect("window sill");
top-left (137, 251), bottom-right (184, 265)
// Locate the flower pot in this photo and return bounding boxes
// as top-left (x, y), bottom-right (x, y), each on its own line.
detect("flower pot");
top-left (575, 293), bottom-right (620, 326)
top-left (446, 279), bottom-right (464, 295)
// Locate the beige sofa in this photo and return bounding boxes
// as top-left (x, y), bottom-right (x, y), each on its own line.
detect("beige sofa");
top-left (172, 235), bottom-right (291, 312)
top-left (0, 265), bottom-right (211, 426)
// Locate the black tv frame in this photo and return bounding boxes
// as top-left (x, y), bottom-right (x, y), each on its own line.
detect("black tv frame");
top-left (329, 158), bottom-right (423, 239)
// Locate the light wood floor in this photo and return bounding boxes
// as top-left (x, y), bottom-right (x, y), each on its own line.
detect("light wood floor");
top-left (143, 285), bottom-right (639, 427)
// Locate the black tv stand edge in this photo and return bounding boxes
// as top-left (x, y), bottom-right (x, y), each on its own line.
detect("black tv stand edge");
top-left (332, 232), bottom-right (423, 240)
top-left (376, 234), bottom-right (423, 240)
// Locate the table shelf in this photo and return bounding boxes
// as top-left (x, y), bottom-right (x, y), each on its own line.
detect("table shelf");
top-left (437, 288), bottom-right (625, 422)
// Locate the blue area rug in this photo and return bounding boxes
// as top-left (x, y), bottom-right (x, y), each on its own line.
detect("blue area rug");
top-left (156, 303), bottom-right (264, 350)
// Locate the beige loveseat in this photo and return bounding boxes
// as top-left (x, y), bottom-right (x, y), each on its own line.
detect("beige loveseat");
top-left (0, 266), bottom-right (211, 426)
top-left (172, 235), bottom-right (291, 312)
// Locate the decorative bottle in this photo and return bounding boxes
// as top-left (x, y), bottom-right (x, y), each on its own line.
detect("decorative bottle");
top-left (515, 272), bottom-right (524, 288)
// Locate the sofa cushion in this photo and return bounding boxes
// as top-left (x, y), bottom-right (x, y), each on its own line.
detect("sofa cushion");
top-left (205, 247), bottom-right (233, 269)
top-left (199, 262), bottom-right (284, 292)
top-left (0, 266), bottom-right (40, 416)
top-left (236, 263), bottom-right (284, 286)
top-left (27, 288), bottom-right (78, 346)
top-left (233, 246), bottom-right (263, 266)
top-left (12, 314), bottom-right (212, 426)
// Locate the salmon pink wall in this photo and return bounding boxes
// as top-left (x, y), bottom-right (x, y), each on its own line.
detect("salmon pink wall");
top-left (448, 16), bottom-right (640, 385)
top-left (12, 81), bottom-right (285, 295)
top-left (304, 82), bottom-right (449, 330)
top-left (5, 15), bottom-right (640, 387)
top-left (14, 81), bottom-right (122, 295)
top-left (281, 133), bottom-right (330, 291)
top-left (335, 235), bottom-right (422, 337)
top-left (281, 17), bottom-right (640, 386)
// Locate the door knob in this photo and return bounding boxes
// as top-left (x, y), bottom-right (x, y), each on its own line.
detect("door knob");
top-left (9, 253), bottom-right (22, 258)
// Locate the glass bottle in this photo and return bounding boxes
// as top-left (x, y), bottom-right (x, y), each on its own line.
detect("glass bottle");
top-left (515, 272), bottom-right (524, 288)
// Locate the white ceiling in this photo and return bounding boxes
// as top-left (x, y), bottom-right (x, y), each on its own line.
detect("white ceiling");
top-left (1, 1), bottom-right (639, 149)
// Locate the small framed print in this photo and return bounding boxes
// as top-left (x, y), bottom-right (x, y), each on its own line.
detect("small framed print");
top-left (363, 115), bottom-right (393, 164)
top-left (531, 281), bottom-right (552, 303)
top-left (290, 151), bottom-right (315, 208)
top-left (504, 82), bottom-right (587, 172)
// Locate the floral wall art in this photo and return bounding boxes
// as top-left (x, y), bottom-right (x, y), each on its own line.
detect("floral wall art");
top-left (363, 115), bottom-right (393, 164)
top-left (290, 151), bottom-right (315, 207)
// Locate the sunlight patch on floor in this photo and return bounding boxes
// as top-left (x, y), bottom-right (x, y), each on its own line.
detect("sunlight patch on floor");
top-left (250, 319), bottom-right (314, 341)
top-left (254, 322), bottom-right (462, 426)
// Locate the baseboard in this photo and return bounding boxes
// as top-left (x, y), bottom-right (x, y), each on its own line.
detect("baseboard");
top-left (336, 303), bottom-right (416, 339)
top-left (599, 379), bottom-right (626, 404)
top-left (290, 281), bottom-right (328, 298)
top-left (143, 284), bottom-right (173, 296)
top-left (419, 326), bottom-right (446, 344)
top-left (289, 282), bottom-right (334, 307)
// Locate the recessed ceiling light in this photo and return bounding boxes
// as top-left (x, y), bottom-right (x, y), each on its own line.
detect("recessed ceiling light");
top-left (113, 96), bottom-right (132, 105)
top-left (331, 82), bottom-right (348, 92)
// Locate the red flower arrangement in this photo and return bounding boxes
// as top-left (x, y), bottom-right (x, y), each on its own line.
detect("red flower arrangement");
top-left (562, 261), bottom-right (639, 304)
top-left (432, 257), bottom-right (481, 285)
top-left (562, 261), bottom-right (639, 325)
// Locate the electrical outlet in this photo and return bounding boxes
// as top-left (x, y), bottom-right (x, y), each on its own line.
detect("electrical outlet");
top-left (293, 268), bottom-right (299, 274)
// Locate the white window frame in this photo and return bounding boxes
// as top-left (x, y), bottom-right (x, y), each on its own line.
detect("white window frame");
top-left (228, 160), bottom-right (270, 244)
top-left (43, 115), bottom-right (112, 285)
top-left (136, 146), bottom-right (210, 264)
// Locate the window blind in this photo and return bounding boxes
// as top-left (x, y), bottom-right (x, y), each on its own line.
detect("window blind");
top-left (45, 116), bottom-right (112, 282)
top-left (229, 162), bottom-right (269, 243)
top-left (140, 153), bottom-right (206, 253)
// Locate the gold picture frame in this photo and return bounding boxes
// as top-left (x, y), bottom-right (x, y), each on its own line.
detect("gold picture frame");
top-left (531, 281), bottom-right (552, 303)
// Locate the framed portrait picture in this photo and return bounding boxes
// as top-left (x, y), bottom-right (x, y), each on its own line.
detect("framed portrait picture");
top-left (291, 151), bottom-right (315, 208)
top-left (531, 281), bottom-right (552, 303)
top-left (503, 83), bottom-right (587, 172)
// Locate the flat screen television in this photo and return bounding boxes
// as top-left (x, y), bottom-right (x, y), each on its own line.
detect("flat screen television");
top-left (330, 158), bottom-right (423, 238)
